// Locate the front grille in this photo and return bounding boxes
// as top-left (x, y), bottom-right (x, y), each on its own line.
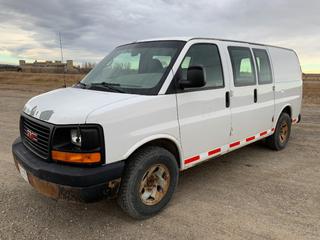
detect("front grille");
top-left (20, 115), bottom-right (51, 159)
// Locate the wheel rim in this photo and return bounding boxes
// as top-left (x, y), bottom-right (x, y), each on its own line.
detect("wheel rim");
top-left (279, 121), bottom-right (289, 144)
top-left (139, 164), bottom-right (170, 206)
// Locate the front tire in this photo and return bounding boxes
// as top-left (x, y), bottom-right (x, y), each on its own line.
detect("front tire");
top-left (117, 146), bottom-right (179, 219)
top-left (266, 113), bottom-right (291, 150)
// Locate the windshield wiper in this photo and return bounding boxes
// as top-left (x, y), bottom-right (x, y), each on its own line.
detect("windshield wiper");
top-left (77, 82), bottom-right (87, 87)
top-left (90, 82), bottom-right (126, 93)
top-left (73, 82), bottom-right (87, 89)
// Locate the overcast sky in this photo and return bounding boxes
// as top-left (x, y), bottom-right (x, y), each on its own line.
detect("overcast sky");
top-left (0, 0), bottom-right (319, 72)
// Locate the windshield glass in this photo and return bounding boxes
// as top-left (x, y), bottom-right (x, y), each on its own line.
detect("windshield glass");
top-left (80, 41), bottom-right (185, 95)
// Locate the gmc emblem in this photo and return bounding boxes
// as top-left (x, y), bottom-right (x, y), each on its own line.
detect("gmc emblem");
top-left (26, 129), bottom-right (38, 142)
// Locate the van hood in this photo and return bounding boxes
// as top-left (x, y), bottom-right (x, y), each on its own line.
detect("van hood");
top-left (23, 87), bottom-right (138, 124)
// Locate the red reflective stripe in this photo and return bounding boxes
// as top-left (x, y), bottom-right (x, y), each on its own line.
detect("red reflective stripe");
top-left (185, 128), bottom-right (277, 165)
top-left (246, 136), bottom-right (255, 142)
top-left (208, 148), bottom-right (221, 156)
top-left (229, 141), bottom-right (240, 148)
top-left (184, 155), bottom-right (200, 164)
top-left (260, 131), bottom-right (268, 136)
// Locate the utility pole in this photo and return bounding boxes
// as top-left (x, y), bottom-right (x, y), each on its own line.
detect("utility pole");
top-left (59, 32), bottom-right (66, 88)
top-left (59, 32), bottom-right (64, 63)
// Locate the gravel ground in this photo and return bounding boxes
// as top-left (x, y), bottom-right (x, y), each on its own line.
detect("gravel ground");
top-left (0, 76), bottom-right (319, 240)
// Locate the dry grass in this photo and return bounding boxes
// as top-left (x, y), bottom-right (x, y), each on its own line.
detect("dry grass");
top-left (0, 72), bottom-right (84, 92)
top-left (0, 71), bottom-right (319, 104)
top-left (303, 81), bottom-right (320, 105)
top-left (303, 74), bottom-right (320, 81)
top-left (302, 74), bottom-right (320, 105)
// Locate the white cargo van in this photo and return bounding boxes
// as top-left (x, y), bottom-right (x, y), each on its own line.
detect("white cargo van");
top-left (12, 37), bottom-right (302, 219)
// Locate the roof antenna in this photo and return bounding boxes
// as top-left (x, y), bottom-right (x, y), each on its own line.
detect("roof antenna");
top-left (59, 32), bottom-right (67, 88)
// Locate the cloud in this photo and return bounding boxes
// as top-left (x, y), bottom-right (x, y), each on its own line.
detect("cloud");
top-left (0, 0), bottom-right (319, 71)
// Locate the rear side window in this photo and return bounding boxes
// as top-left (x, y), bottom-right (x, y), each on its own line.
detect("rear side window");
top-left (253, 49), bottom-right (273, 84)
top-left (228, 47), bottom-right (256, 86)
top-left (180, 44), bottom-right (224, 88)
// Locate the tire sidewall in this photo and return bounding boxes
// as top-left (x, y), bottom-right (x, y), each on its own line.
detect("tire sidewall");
top-left (274, 113), bottom-right (291, 149)
top-left (124, 148), bottom-right (178, 218)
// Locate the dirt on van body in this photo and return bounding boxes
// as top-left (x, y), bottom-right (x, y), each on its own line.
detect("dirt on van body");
top-left (0, 72), bottom-right (319, 240)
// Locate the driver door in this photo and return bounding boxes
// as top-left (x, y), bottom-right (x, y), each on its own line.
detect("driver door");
top-left (176, 41), bottom-right (231, 168)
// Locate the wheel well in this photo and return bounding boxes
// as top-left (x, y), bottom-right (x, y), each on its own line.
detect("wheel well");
top-left (128, 138), bottom-right (181, 168)
top-left (282, 106), bottom-right (292, 118)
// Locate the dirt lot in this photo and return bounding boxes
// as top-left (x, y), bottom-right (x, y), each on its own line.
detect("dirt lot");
top-left (0, 72), bottom-right (319, 239)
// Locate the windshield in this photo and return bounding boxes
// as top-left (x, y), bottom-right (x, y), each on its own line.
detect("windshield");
top-left (80, 41), bottom-right (185, 95)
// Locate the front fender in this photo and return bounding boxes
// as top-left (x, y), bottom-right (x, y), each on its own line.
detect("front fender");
top-left (123, 134), bottom-right (182, 164)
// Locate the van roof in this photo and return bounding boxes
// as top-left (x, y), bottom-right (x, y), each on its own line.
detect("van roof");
top-left (135, 37), bottom-right (294, 52)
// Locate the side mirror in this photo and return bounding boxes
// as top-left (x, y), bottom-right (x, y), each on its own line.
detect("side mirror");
top-left (179, 66), bottom-right (206, 89)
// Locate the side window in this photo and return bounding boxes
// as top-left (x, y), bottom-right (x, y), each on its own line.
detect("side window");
top-left (253, 49), bottom-right (273, 84)
top-left (180, 44), bottom-right (224, 88)
top-left (228, 47), bottom-right (256, 86)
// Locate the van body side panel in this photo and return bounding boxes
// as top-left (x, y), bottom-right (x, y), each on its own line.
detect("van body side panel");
top-left (267, 47), bottom-right (302, 123)
top-left (86, 95), bottom-right (181, 164)
top-left (225, 42), bottom-right (271, 143)
top-left (176, 88), bottom-right (231, 168)
top-left (251, 46), bottom-right (275, 131)
top-left (254, 83), bottom-right (274, 129)
top-left (175, 40), bottom-right (232, 169)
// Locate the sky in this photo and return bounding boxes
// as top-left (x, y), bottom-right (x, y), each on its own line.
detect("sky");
top-left (0, 0), bottom-right (319, 73)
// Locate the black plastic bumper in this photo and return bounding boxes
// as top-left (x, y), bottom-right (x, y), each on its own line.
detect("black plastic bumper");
top-left (298, 114), bottom-right (302, 123)
top-left (12, 138), bottom-right (125, 202)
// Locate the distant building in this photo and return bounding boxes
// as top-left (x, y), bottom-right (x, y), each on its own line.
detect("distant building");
top-left (19, 60), bottom-right (80, 73)
top-left (0, 64), bottom-right (22, 72)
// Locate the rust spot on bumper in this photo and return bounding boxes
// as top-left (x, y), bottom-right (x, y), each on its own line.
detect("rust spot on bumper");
top-left (26, 173), bottom-right (105, 202)
top-left (14, 158), bottom-right (118, 202)
top-left (28, 174), bottom-right (59, 199)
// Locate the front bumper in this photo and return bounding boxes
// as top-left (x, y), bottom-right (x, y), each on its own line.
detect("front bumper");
top-left (12, 138), bottom-right (125, 202)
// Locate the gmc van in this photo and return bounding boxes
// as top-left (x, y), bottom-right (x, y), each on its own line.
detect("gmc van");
top-left (12, 37), bottom-right (302, 219)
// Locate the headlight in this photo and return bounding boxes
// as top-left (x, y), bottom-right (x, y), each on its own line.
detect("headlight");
top-left (51, 125), bottom-right (104, 165)
top-left (71, 129), bottom-right (82, 147)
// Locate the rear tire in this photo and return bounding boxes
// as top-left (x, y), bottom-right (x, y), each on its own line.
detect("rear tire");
top-left (117, 146), bottom-right (179, 219)
top-left (266, 113), bottom-right (291, 150)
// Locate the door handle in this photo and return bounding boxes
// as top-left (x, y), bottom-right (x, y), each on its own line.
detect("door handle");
top-left (225, 91), bottom-right (230, 108)
top-left (254, 89), bottom-right (257, 103)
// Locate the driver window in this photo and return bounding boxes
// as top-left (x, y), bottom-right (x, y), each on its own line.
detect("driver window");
top-left (180, 44), bottom-right (224, 88)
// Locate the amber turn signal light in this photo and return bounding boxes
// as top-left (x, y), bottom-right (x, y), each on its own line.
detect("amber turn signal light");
top-left (51, 150), bottom-right (101, 164)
